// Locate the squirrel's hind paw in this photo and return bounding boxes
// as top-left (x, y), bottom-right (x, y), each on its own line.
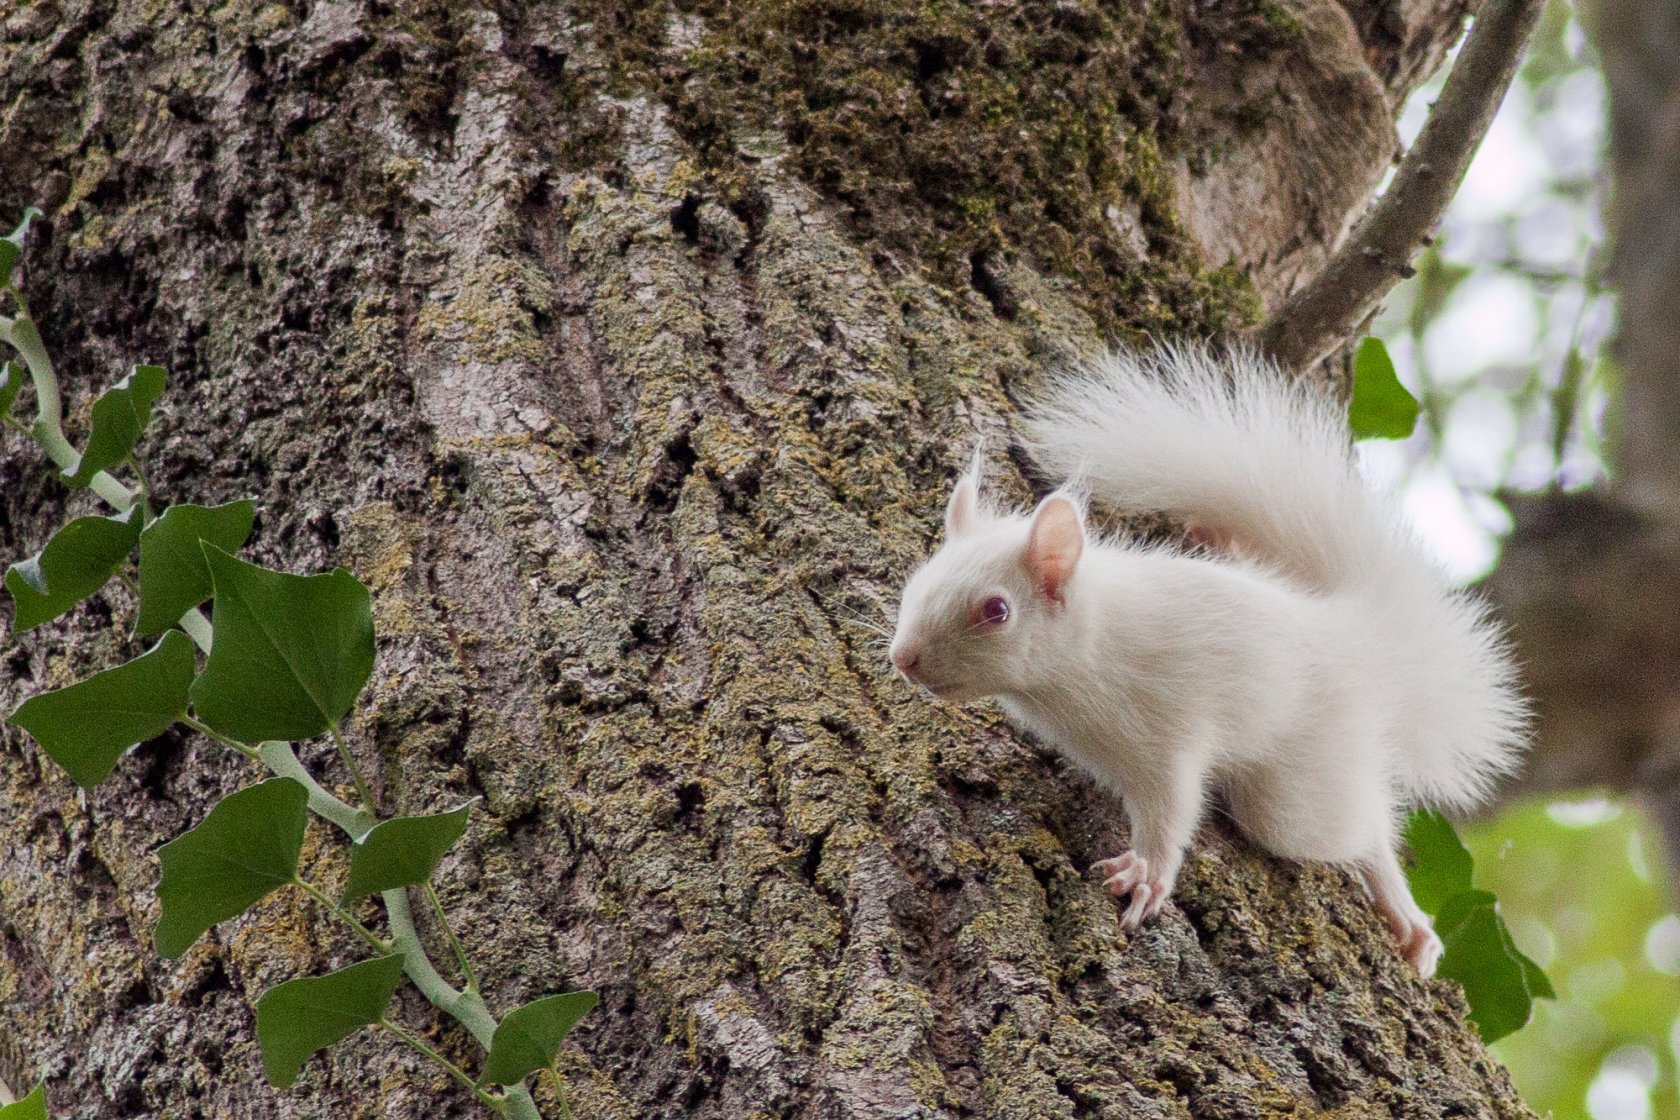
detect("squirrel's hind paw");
top-left (1404, 923), bottom-right (1444, 978)
top-left (1093, 852), bottom-right (1173, 930)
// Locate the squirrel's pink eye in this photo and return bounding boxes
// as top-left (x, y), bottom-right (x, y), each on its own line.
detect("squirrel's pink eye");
top-left (979, 595), bottom-right (1011, 625)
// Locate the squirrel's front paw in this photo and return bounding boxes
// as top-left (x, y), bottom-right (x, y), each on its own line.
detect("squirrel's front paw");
top-left (1092, 852), bottom-right (1173, 929)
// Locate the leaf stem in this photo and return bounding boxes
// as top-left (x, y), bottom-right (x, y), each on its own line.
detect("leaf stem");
top-left (291, 875), bottom-right (393, 954)
top-left (546, 1069), bottom-right (574, 1120)
top-left (0, 310), bottom-right (215, 653)
top-left (330, 725), bottom-right (378, 812)
top-left (426, 882), bottom-right (479, 993)
top-left (127, 454), bottom-right (154, 502)
top-left (252, 692), bottom-right (540, 1113)
top-left (258, 741), bottom-right (375, 837)
top-left (379, 1017), bottom-right (504, 1109)
top-left (179, 714), bottom-right (262, 762)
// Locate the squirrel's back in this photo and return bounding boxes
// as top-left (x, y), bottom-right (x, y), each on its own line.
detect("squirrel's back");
top-left (1020, 343), bottom-right (1528, 811)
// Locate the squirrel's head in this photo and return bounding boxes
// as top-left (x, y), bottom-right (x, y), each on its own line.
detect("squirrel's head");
top-left (889, 458), bottom-right (1085, 702)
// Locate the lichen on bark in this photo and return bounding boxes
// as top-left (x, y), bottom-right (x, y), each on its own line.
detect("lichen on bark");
top-left (1, 1), bottom-right (1529, 1117)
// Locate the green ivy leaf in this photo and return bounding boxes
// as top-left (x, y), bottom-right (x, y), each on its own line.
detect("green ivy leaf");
top-left (5, 508), bottom-right (141, 633)
top-left (154, 777), bottom-right (309, 958)
top-left (480, 991), bottom-right (600, 1086)
top-left (0, 207), bottom-right (41, 289)
top-left (1348, 337), bottom-right (1420, 441)
top-left (64, 364), bottom-right (166, 488)
top-left (189, 546), bottom-right (374, 742)
top-left (0, 360), bottom-right (25, 419)
top-left (0, 1083), bottom-right (47, 1120)
top-left (1517, 944), bottom-right (1556, 1000)
top-left (135, 500), bottom-right (257, 635)
top-left (254, 954), bottom-right (407, 1089)
top-left (1403, 809), bottom-right (1553, 1042)
top-left (8, 630), bottom-right (196, 788)
top-left (1433, 890), bottom-right (1540, 1042)
top-left (342, 801), bottom-right (476, 901)
top-left (1402, 809), bottom-right (1475, 915)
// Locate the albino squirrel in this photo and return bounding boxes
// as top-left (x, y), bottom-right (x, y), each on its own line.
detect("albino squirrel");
top-left (888, 343), bottom-right (1527, 975)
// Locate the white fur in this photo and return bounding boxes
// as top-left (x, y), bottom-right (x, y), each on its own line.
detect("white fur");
top-left (889, 343), bottom-right (1529, 975)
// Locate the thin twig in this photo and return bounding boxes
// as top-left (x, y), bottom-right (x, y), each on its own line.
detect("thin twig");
top-left (1251, 0), bottom-right (1546, 371)
top-left (1548, 245), bottom-right (1607, 470)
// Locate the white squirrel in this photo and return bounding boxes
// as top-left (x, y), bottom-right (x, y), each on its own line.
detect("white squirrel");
top-left (887, 343), bottom-right (1527, 975)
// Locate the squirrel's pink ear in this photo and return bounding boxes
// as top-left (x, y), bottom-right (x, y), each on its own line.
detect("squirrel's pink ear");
top-left (1024, 493), bottom-right (1085, 605)
top-left (944, 454), bottom-right (985, 538)
top-left (945, 476), bottom-right (979, 537)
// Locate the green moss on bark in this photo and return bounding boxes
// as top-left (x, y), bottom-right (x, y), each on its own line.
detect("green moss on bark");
top-left (568, 0), bottom-right (1290, 338)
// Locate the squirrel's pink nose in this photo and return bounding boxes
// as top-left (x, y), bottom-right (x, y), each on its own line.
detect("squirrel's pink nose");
top-left (891, 645), bottom-right (922, 677)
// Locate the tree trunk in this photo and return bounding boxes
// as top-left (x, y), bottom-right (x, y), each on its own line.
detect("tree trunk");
top-left (0, 1), bottom-right (1532, 1117)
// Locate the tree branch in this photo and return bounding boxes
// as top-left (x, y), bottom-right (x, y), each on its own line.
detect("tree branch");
top-left (1642, 784), bottom-right (1680, 899)
top-left (1481, 489), bottom-right (1680, 890)
top-left (1482, 490), bottom-right (1679, 794)
top-left (1251, 0), bottom-right (1545, 371)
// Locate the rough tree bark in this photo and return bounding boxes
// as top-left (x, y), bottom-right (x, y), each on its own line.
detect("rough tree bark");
top-left (0, 1), bottom-right (1533, 1117)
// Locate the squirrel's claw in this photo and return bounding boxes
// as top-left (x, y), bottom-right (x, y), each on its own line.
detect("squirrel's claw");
top-left (1121, 881), bottom-right (1156, 928)
top-left (1095, 852), bottom-right (1173, 930)
top-left (1096, 852), bottom-right (1143, 891)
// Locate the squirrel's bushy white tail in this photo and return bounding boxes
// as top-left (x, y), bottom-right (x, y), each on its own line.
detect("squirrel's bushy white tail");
top-left (1021, 343), bottom-right (1527, 811)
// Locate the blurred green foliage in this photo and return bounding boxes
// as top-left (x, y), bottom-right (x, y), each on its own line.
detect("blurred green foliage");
top-left (1469, 801), bottom-right (1677, 1120)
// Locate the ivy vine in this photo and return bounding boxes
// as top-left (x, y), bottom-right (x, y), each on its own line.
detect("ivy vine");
top-left (0, 209), bottom-right (595, 1116)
